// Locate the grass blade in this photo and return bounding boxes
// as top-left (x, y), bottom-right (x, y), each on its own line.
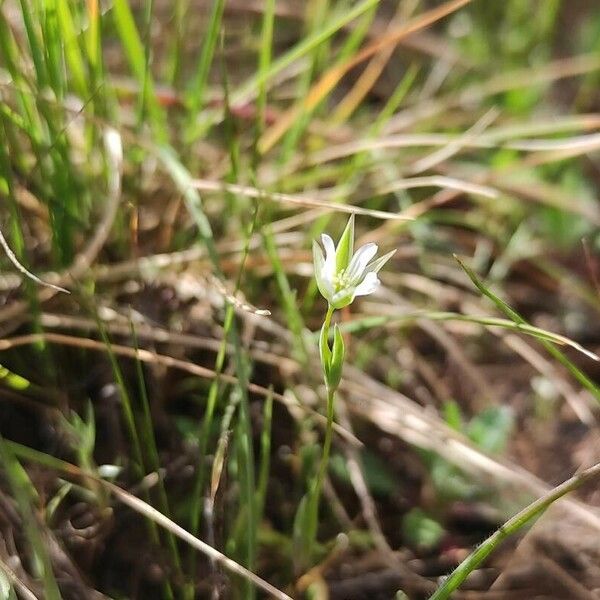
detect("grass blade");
top-left (259, 0), bottom-right (473, 152)
top-left (431, 460), bottom-right (600, 599)
top-left (232, 0), bottom-right (380, 107)
top-left (0, 437), bottom-right (62, 600)
top-left (111, 0), bottom-right (167, 140)
top-left (5, 442), bottom-right (293, 600)
top-left (455, 254), bottom-right (600, 404)
top-left (185, 0), bottom-right (225, 118)
top-left (55, 1), bottom-right (89, 98)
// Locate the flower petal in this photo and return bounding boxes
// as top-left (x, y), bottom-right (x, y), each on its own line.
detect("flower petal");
top-left (354, 271), bottom-right (380, 297)
top-left (313, 240), bottom-right (333, 300)
top-left (321, 234), bottom-right (337, 281)
top-left (313, 239), bottom-right (325, 269)
top-left (346, 243), bottom-right (378, 282)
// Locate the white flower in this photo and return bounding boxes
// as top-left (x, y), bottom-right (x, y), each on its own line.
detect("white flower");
top-left (313, 215), bottom-right (395, 309)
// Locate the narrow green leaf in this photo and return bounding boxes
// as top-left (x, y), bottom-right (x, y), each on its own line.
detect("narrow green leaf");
top-left (41, 0), bottom-right (65, 97)
top-left (455, 254), bottom-right (600, 403)
top-left (232, 0), bottom-right (380, 106)
top-left (111, 0), bottom-right (167, 140)
top-left (430, 461), bottom-right (600, 599)
top-left (327, 324), bottom-right (345, 391)
top-left (256, 388), bottom-right (273, 521)
top-left (319, 321), bottom-right (332, 378)
top-left (186, 0), bottom-right (225, 115)
top-left (56, 1), bottom-right (89, 98)
top-left (0, 437), bottom-right (61, 600)
top-left (18, 0), bottom-right (47, 87)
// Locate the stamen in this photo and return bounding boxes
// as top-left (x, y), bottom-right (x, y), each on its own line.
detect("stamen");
top-left (333, 269), bottom-right (352, 292)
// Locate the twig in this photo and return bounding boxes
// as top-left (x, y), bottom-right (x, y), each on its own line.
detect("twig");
top-left (0, 332), bottom-right (361, 447)
top-left (0, 226), bottom-right (69, 294)
top-left (191, 178), bottom-right (412, 221)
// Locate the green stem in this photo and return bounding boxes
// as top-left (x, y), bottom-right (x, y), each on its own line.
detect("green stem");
top-left (323, 304), bottom-right (334, 332)
top-left (314, 385), bottom-right (336, 506)
top-left (307, 304), bottom-right (337, 557)
top-left (317, 305), bottom-right (336, 501)
top-left (304, 385), bottom-right (336, 564)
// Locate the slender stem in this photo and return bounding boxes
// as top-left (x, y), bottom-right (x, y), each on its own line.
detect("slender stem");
top-left (319, 304), bottom-right (335, 381)
top-left (319, 306), bottom-right (336, 499)
top-left (323, 304), bottom-right (334, 332)
top-left (307, 303), bottom-right (337, 557)
top-left (314, 385), bottom-right (336, 504)
top-left (305, 385), bottom-right (336, 563)
top-left (430, 460), bottom-right (600, 599)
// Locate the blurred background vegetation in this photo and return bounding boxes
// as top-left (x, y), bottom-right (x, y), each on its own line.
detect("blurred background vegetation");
top-left (0, 0), bottom-right (599, 598)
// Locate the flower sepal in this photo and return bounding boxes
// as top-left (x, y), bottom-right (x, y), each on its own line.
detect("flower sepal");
top-left (319, 322), bottom-right (345, 391)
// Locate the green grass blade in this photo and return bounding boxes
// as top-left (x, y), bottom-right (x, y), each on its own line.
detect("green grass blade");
top-left (455, 255), bottom-right (600, 403)
top-left (262, 227), bottom-right (308, 362)
top-left (111, 0), bottom-right (167, 141)
top-left (339, 311), bottom-right (599, 361)
top-left (39, 0), bottom-right (64, 97)
top-left (56, 1), bottom-right (89, 98)
top-left (256, 388), bottom-right (273, 525)
top-left (5, 442), bottom-right (292, 600)
top-left (85, 302), bottom-right (144, 472)
top-left (233, 395), bottom-right (257, 600)
top-left (232, 0), bottom-right (380, 106)
top-left (84, 0), bottom-right (100, 72)
top-left (18, 0), bottom-right (47, 87)
top-left (140, 0), bottom-right (155, 133)
top-left (186, 0), bottom-right (225, 116)
top-left (157, 146), bottom-right (220, 266)
top-left (161, 94), bottom-right (260, 600)
top-left (166, 0), bottom-right (188, 86)
top-left (188, 306), bottom-right (233, 537)
top-left (255, 0), bottom-right (276, 138)
top-left (90, 310), bottom-right (175, 599)
top-left (0, 13), bottom-right (39, 128)
top-left (0, 437), bottom-right (62, 600)
top-left (130, 321), bottom-right (184, 579)
top-left (431, 460), bottom-right (600, 599)
top-left (278, 0), bottom-right (335, 164)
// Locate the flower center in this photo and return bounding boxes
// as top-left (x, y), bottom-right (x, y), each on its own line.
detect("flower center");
top-left (333, 269), bottom-right (352, 292)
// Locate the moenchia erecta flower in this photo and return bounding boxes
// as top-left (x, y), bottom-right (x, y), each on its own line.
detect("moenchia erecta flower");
top-left (312, 214), bottom-right (395, 309)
